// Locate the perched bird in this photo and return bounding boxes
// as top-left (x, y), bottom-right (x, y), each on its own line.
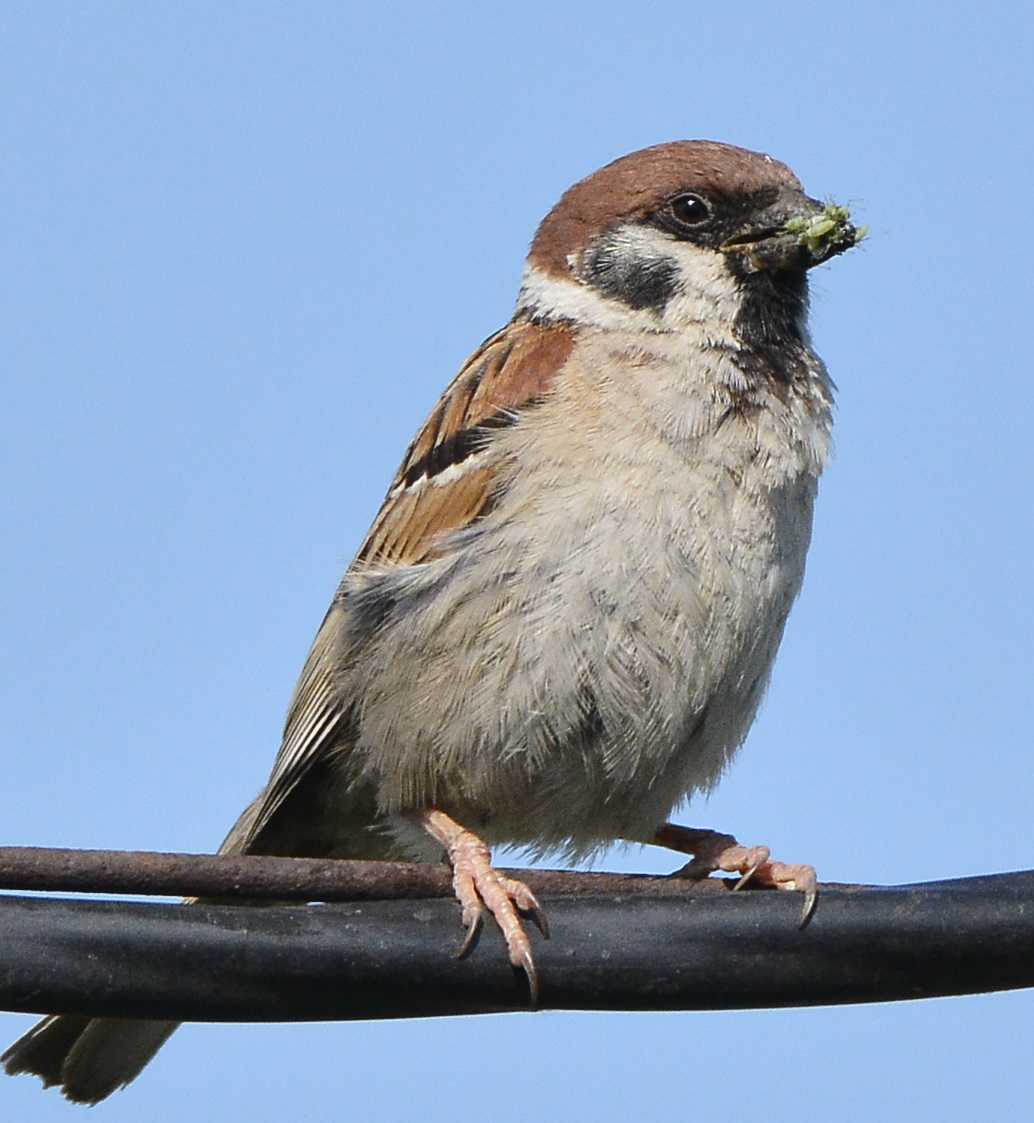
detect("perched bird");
top-left (3, 140), bottom-right (862, 1103)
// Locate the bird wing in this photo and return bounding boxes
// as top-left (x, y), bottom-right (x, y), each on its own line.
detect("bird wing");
top-left (229, 316), bottom-right (575, 853)
top-left (357, 317), bottom-right (574, 565)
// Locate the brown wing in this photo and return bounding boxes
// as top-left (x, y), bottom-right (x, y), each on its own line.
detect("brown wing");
top-left (357, 316), bottom-right (574, 566)
top-left (226, 315), bottom-right (574, 854)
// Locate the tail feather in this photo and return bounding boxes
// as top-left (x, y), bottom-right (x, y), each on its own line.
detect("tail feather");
top-left (3, 782), bottom-right (355, 1101)
top-left (2, 1015), bottom-right (178, 1104)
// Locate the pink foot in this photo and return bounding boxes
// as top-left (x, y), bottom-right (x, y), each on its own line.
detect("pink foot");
top-left (653, 823), bottom-right (818, 924)
top-left (421, 810), bottom-right (549, 1002)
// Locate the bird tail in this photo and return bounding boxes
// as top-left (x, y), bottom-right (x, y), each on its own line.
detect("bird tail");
top-left (2, 1014), bottom-right (179, 1104)
top-left (1, 789), bottom-right (341, 1103)
top-left (0, 794), bottom-right (275, 1103)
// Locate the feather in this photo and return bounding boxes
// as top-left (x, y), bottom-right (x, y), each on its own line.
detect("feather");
top-left (358, 318), bottom-right (574, 565)
top-left (232, 316), bottom-right (574, 851)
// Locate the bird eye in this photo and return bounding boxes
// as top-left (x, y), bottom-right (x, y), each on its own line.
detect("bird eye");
top-left (668, 192), bottom-right (711, 227)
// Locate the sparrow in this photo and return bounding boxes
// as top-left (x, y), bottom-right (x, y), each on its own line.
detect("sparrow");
top-left (3, 140), bottom-right (862, 1103)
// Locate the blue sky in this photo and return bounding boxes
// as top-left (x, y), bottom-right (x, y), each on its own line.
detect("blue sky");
top-left (3, 2), bottom-right (1034, 1119)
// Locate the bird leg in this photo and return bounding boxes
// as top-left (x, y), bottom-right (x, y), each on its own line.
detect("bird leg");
top-left (419, 809), bottom-right (549, 1003)
top-left (651, 822), bottom-right (818, 924)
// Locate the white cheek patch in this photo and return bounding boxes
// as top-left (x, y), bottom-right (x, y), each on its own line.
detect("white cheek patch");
top-left (516, 265), bottom-right (665, 333)
top-left (518, 225), bottom-right (749, 337)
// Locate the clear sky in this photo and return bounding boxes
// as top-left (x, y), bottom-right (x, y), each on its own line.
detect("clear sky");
top-left (3, 2), bottom-right (1034, 1120)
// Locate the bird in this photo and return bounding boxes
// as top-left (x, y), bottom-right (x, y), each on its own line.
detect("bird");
top-left (3, 139), bottom-right (862, 1103)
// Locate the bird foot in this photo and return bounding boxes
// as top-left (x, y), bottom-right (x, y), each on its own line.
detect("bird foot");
top-left (420, 810), bottom-right (549, 1003)
top-left (654, 823), bottom-right (817, 925)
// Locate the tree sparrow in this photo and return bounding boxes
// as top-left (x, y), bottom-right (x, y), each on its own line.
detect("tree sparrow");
top-left (3, 140), bottom-right (862, 1102)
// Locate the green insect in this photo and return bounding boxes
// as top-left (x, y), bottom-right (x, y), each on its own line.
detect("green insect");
top-left (784, 203), bottom-right (867, 257)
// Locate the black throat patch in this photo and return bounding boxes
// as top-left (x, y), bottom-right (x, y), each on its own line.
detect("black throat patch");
top-left (728, 264), bottom-right (812, 385)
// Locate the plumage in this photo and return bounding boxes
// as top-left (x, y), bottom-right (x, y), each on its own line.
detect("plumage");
top-left (231, 317), bottom-right (577, 857)
top-left (3, 139), bottom-right (862, 1102)
top-left (359, 319), bottom-right (574, 565)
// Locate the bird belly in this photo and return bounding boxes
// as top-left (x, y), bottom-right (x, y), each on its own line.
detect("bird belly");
top-left (346, 437), bottom-right (817, 860)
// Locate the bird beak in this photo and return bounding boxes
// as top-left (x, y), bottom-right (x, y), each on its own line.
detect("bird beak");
top-left (720, 192), bottom-right (865, 273)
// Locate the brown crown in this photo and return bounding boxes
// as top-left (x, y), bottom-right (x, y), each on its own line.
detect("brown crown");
top-left (528, 140), bottom-right (802, 277)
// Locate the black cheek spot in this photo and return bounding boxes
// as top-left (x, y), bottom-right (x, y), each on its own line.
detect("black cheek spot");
top-left (582, 235), bottom-right (680, 313)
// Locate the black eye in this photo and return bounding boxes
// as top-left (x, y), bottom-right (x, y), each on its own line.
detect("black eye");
top-left (668, 192), bottom-right (711, 227)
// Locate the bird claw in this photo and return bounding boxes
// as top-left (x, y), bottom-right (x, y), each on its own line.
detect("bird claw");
top-left (505, 877), bottom-right (550, 940)
top-left (421, 810), bottom-right (548, 1004)
top-left (768, 861), bottom-right (819, 927)
top-left (745, 859), bottom-right (818, 927)
top-left (456, 907), bottom-right (483, 959)
top-left (517, 947), bottom-right (539, 1006)
top-left (732, 861), bottom-right (764, 892)
top-left (658, 823), bottom-right (818, 923)
top-left (801, 884), bottom-right (817, 927)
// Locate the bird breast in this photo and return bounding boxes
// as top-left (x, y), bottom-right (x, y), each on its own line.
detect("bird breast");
top-left (348, 330), bottom-right (833, 858)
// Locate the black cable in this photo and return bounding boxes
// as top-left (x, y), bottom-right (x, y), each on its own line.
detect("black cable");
top-left (2, 871), bottom-right (1032, 1021)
